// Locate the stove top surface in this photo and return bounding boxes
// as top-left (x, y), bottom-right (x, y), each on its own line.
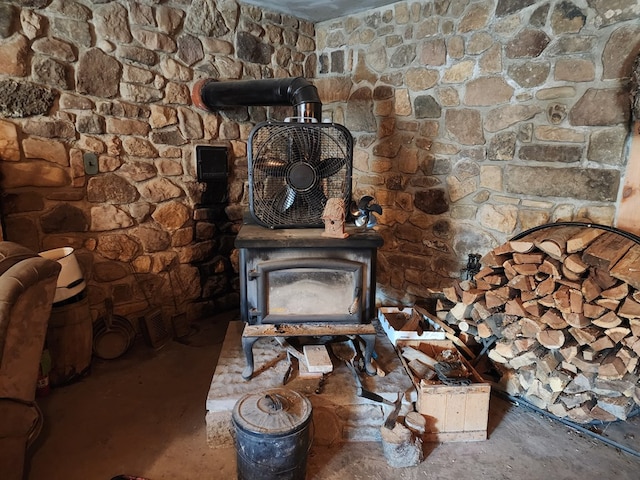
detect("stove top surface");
top-left (236, 219), bottom-right (384, 249)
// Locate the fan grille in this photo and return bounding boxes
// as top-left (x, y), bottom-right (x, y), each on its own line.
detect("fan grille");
top-left (249, 122), bottom-right (353, 228)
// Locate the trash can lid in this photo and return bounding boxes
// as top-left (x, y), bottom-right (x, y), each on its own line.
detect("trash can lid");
top-left (232, 388), bottom-right (312, 435)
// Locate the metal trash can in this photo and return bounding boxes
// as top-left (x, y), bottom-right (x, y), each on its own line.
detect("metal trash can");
top-left (232, 388), bottom-right (312, 480)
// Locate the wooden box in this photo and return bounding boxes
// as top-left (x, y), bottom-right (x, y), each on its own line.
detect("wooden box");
top-left (398, 340), bottom-right (491, 442)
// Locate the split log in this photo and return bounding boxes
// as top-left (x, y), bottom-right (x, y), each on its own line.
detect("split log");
top-left (513, 252), bottom-right (546, 265)
top-left (605, 327), bottom-right (630, 344)
top-left (563, 312), bottom-right (590, 328)
top-left (583, 303), bottom-right (606, 319)
top-left (509, 239), bottom-right (536, 253)
top-left (619, 297), bottom-right (640, 318)
top-left (431, 224), bottom-right (640, 423)
top-left (539, 258), bottom-right (562, 279)
top-left (536, 329), bottom-right (565, 349)
top-left (582, 232), bottom-right (634, 270)
top-left (535, 226), bottom-right (584, 260)
top-left (566, 227), bottom-right (605, 253)
top-left (541, 309), bottom-right (568, 329)
top-left (601, 282), bottom-right (629, 300)
top-left (591, 311), bottom-right (622, 329)
top-left (536, 276), bottom-right (556, 296)
top-left (564, 253), bottom-right (589, 274)
top-left (485, 286), bottom-right (512, 309)
top-left (610, 244), bottom-right (640, 290)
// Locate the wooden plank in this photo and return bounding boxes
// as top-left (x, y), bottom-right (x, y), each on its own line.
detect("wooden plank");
top-left (443, 391), bottom-right (467, 432)
top-left (423, 430), bottom-right (487, 442)
top-left (464, 390), bottom-right (491, 432)
top-left (303, 345), bottom-right (333, 373)
top-left (616, 120), bottom-right (640, 235)
top-left (243, 322), bottom-right (376, 337)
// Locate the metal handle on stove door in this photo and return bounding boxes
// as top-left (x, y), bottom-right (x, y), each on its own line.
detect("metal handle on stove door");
top-left (348, 287), bottom-right (361, 315)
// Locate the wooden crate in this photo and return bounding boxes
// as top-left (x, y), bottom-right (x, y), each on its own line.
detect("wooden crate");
top-left (398, 339), bottom-right (491, 442)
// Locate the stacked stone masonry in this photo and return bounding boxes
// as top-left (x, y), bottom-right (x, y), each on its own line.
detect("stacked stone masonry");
top-left (0, 0), bottom-right (639, 316)
top-left (0, 0), bottom-right (316, 321)
top-left (315, 0), bottom-right (640, 304)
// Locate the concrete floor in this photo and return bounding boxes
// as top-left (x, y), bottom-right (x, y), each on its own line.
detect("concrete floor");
top-left (27, 311), bottom-right (640, 480)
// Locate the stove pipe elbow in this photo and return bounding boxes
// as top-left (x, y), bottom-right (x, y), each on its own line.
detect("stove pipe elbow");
top-left (192, 77), bottom-right (322, 122)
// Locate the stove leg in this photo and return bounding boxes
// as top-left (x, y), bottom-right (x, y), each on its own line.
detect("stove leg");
top-left (241, 336), bottom-right (259, 380)
top-left (360, 333), bottom-right (377, 376)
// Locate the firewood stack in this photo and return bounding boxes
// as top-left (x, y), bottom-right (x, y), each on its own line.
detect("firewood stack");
top-left (436, 224), bottom-right (640, 424)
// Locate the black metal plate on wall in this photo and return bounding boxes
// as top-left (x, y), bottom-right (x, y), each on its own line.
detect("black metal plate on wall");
top-left (196, 145), bottom-right (228, 181)
top-left (196, 145), bottom-right (228, 205)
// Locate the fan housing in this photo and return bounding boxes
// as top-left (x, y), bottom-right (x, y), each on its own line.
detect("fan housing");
top-left (248, 121), bottom-right (353, 228)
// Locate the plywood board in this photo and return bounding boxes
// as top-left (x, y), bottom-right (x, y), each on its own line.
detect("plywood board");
top-left (616, 121), bottom-right (640, 235)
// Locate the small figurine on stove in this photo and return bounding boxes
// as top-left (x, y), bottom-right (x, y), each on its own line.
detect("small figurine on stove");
top-left (322, 198), bottom-right (349, 238)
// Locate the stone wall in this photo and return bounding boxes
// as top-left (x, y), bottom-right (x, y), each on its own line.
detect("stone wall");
top-left (1, 0), bottom-right (640, 319)
top-left (315, 0), bottom-right (640, 305)
top-left (0, 0), bottom-right (315, 322)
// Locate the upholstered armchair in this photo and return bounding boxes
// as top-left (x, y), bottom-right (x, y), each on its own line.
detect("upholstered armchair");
top-left (0, 242), bottom-right (61, 480)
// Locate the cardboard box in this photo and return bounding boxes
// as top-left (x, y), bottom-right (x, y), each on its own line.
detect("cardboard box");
top-left (378, 307), bottom-right (446, 345)
top-left (398, 339), bottom-right (490, 442)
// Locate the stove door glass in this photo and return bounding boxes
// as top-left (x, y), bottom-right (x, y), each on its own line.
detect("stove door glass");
top-left (254, 258), bottom-right (363, 323)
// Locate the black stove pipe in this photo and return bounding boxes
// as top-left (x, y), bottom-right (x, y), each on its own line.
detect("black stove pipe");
top-left (192, 77), bottom-right (322, 122)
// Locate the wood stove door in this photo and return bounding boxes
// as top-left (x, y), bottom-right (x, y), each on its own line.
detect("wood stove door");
top-left (248, 258), bottom-right (364, 324)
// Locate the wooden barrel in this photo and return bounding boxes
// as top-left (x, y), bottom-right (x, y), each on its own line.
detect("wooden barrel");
top-left (46, 295), bottom-right (92, 387)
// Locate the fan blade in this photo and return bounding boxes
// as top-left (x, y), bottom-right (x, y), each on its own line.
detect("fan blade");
top-left (318, 157), bottom-right (345, 178)
top-left (368, 203), bottom-right (383, 215)
top-left (304, 184), bottom-right (328, 213)
top-left (273, 185), bottom-right (297, 212)
top-left (355, 214), bottom-right (368, 227)
top-left (256, 157), bottom-right (288, 176)
top-left (358, 195), bottom-right (374, 210)
top-left (290, 127), bottom-right (321, 164)
top-left (367, 215), bottom-right (378, 228)
top-left (349, 201), bottom-right (362, 217)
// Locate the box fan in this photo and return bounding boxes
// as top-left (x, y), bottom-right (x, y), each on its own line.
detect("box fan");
top-left (248, 121), bottom-right (353, 228)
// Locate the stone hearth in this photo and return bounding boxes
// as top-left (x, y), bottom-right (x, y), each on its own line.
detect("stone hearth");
top-left (205, 320), bottom-right (415, 447)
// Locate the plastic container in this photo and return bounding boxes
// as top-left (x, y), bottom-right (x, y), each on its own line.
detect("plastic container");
top-left (232, 388), bottom-right (312, 480)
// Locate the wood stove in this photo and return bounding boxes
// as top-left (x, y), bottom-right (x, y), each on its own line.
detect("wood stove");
top-left (192, 77), bottom-right (383, 379)
top-left (236, 220), bottom-right (383, 379)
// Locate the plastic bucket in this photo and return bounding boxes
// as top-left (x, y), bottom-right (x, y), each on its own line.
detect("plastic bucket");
top-left (232, 388), bottom-right (312, 480)
top-left (39, 247), bottom-right (86, 304)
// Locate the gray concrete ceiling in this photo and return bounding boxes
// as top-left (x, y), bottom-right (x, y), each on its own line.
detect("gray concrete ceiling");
top-left (241, 0), bottom-right (401, 23)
